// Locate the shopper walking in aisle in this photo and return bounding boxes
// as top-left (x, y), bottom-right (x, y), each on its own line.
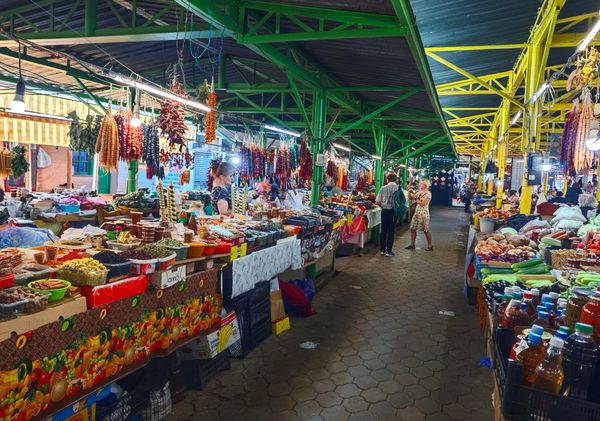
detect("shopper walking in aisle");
top-left (210, 161), bottom-right (234, 216)
top-left (460, 182), bottom-right (475, 213)
top-left (405, 179), bottom-right (433, 251)
top-left (376, 173), bottom-right (399, 257)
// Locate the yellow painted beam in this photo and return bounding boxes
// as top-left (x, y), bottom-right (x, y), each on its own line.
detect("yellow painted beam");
top-left (425, 44), bottom-right (527, 52)
top-left (552, 32), bottom-right (600, 47)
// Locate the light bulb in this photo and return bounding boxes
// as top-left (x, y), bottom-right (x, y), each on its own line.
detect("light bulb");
top-left (231, 154), bottom-right (241, 165)
top-left (10, 79), bottom-right (26, 113)
top-left (541, 163), bottom-right (551, 172)
top-left (130, 117), bottom-right (141, 128)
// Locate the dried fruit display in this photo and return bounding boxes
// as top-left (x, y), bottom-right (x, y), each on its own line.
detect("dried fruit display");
top-left (158, 79), bottom-right (188, 151)
top-left (205, 88), bottom-right (217, 144)
top-left (567, 47), bottom-right (600, 92)
top-left (95, 108), bottom-right (119, 170)
top-left (573, 90), bottom-right (595, 172)
top-left (298, 135), bottom-right (313, 185)
top-left (142, 122), bottom-right (160, 179)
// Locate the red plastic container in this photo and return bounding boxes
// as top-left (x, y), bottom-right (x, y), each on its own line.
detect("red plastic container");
top-left (0, 273), bottom-right (15, 289)
top-left (213, 242), bottom-right (229, 255)
top-left (204, 243), bottom-right (219, 255)
top-left (81, 275), bottom-right (149, 309)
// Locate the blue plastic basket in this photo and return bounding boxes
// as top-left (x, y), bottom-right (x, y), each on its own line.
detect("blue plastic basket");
top-left (59, 204), bottom-right (80, 213)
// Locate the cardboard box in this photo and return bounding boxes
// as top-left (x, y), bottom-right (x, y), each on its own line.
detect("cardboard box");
top-left (180, 311), bottom-right (240, 360)
top-left (0, 296), bottom-right (87, 341)
top-left (272, 316), bottom-right (290, 335)
top-left (50, 384), bottom-right (110, 420)
top-left (270, 290), bottom-right (285, 321)
top-left (150, 265), bottom-right (186, 289)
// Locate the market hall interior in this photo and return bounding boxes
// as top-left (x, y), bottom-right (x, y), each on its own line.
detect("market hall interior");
top-left (169, 207), bottom-right (493, 421)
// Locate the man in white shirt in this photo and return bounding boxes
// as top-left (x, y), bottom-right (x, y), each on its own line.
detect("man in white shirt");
top-left (376, 173), bottom-right (399, 256)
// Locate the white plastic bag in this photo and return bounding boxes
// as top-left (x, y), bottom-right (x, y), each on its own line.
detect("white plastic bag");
top-left (37, 147), bottom-right (52, 168)
top-left (555, 219), bottom-right (584, 230)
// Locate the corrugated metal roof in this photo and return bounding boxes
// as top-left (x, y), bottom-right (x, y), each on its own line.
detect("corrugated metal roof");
top-left (0, 0), bottom-right (454, 154)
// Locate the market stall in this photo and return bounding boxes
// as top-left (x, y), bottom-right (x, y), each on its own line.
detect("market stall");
top-left (467, 202), bottom-right (600, 420)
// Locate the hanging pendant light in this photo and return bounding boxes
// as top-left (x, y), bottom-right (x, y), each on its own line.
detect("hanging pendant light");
top-left (10, 44), bottom-right (26, 113)
top-left (130, 89), bottom-right (142, 128)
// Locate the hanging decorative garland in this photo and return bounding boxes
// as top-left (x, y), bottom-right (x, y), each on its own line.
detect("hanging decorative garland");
top-left (298, 134), bottom-right (313, 185)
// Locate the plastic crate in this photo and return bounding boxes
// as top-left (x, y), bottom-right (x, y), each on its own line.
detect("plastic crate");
top-left (250, 299), bottom-right (270, 328)
top-left (96, 390), bottom-right (148, 421)
top-left (501, 359), bottom-right (600, 420)
top-left (249, 281), bottom-right (270, 307)
top-left (251, 318), bottom-right (272, 347)
top-left (182, 350), bottom-right (231, 390)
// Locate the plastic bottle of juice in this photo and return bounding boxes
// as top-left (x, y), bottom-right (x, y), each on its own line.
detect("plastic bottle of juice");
top-left (562, 322), bottom-right (599, 399)
top-left (554, 309), bottom-right (565, 328)
top-left (533, 310), bottom-right (551, 329)
top-left (533, 336), bottom-right (565, 394)
top-left (558, 298), bottom-right (568, 312)
top-left (530, 288), bottom-right (540, 308)
top-left (545, 302), bottom-right (557, 327)
top-left (549, 292), bottom-right (560, 305)
top-left (580, 291), bottom-right (600, 343)
top-left (522, 292), bottom-right (536, 318)
top-left (541, 294), bottom-right (552, 305)
top-left (516, 333), bottom-right (546, 386)
top-left (555, 326), bottom-right (571, 341)
top-left (501, 292), bottom-right (530, 329)
top-left (510, 325), bottom-right (545, 360)
top-left (497, 294), bottom-right (512, 320)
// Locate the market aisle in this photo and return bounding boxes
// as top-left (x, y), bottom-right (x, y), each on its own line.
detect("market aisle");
top-left (169, 207), bottom-right (493, 421)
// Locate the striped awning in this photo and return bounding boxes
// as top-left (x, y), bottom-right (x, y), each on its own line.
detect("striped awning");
top-left (0, 93), bottom-right (95, 147)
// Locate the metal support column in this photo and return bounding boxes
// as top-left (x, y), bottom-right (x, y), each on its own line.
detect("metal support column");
top-left (84, 0), bottom-right (97, 37)
top-left (496, 100), bottom-right (510, 208)
top-left (310, 88), bottom-right (327, 205)
top-left (374, 127), bottom-right (386, 194)
top-left (127, 160), bottom-right (138, 193)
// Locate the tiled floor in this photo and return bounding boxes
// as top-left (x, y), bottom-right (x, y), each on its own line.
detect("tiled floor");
top-left (169, 207), bottom-right (493, 420)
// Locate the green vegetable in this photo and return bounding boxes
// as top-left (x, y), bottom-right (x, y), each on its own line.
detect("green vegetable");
top-left (516, 263), bottom-right (549, 274)
top-left (541, 237), bottom-right (562, 247)
top-left (482, 274), bottom-right (520, 285)
top-left (512, 258), bottom-right (543, 270)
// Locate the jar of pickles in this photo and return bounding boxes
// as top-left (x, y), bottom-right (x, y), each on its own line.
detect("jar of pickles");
top-left (566, 287), bottom-right (592, 329)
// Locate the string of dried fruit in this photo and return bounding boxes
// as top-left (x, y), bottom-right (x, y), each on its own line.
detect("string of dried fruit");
top-left (560, 102), bottom-right (577, 171)
top-left (240, 144), bottom-right (251, 180)
top-left (205, 89), bottom-right (217, 143)
top-left (567, 102), bottom-right (581, 173)
top-left (157, 180), bottom-right (165, 219)
top-left (95, 108), bottom-right (119, 170)
top-left (158, 80), bottom-right (188, 150)
top-left (575, 90), bottom-right (595, 172)
top-left (298, 137), bottom-right (313, 184)
top-left (0, 148), bottom-right (11, 178)
top-left (167, 183), bottom-right (176, 222)
top-left (142, 123), bottom-right (160, 179)
top-left (126, 120), bottom-right (143, 161)
top-left (114, 111), bottom-right (128, 161)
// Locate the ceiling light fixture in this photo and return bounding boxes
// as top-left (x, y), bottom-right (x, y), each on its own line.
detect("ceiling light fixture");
top-left (510, 111), bottom-right (522, 125)
top-left (531, 82), bottom-right (549, 103)
top-left (110, 74), bottom-right (211, 113)
top-left (10, 44), bottom-right (26, 113)
top-left (2, 107), bottom-right (70, 121)
top-left (541, 162), bottom-right (552, 172)
top-left (578, 19), bottom-right (600, 52)
top-left (130, 89), bottom-right (142, 128)
top-left (264, 124), bottom-right (301, 137)
top-left (332, 143), bottom-right (351, 152)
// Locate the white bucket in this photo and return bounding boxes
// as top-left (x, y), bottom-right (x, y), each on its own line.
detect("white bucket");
top-left (480, 217), bottom-right (496, 233)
